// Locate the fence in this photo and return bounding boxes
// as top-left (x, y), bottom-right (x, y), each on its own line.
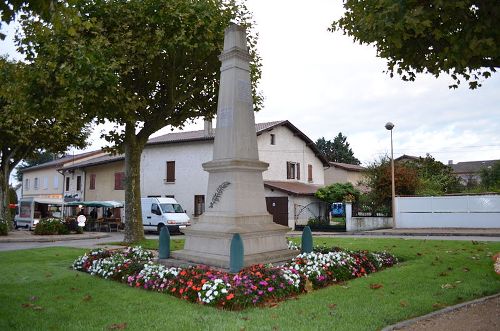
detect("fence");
top-left (396, 195), bottom-right (500, 228)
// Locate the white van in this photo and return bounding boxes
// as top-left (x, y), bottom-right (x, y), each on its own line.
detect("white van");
top-left (141, 197), bottom-right (190, 233)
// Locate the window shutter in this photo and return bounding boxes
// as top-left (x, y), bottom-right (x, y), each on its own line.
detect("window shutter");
top-left (114, 172), bottom-right (125, 190)
top-left (286, 162), bottom-right (291, 179)
top-left (297, 163), bottom-right (300, 180)
top-left (90, 174), bottom-right (96, 190)
top-left (166, 161), bottom-right (176, 182)
top-left (308, 164), bottom-right (313, 182)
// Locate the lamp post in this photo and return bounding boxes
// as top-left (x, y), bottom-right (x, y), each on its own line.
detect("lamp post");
top-left (385, 122), bottom-right (396, 228)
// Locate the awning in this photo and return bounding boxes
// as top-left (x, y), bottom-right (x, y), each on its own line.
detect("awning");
top-left (65, 201), bottom-right (124, 208)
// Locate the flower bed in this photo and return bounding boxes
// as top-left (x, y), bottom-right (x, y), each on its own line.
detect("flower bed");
top-left (72, 243), bottom-right (397, 309)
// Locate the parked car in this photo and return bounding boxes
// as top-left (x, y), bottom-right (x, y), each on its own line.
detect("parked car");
top-left (141, 197), bottom-right (190, 233)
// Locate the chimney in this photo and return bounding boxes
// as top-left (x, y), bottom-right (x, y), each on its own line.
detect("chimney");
top-left (204, 118), bottom-right (213, 137)
top-left (448, 160), bottom-right (453, 165)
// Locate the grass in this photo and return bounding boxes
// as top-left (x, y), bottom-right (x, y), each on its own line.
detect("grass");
top-left (1, 238), bottom-right (499, 331)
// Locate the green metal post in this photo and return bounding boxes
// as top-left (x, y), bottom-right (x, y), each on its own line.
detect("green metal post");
top-left (158, 226), bottom-right (170, 259)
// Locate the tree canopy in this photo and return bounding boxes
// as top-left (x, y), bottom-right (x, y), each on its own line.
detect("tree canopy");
top-left (316, 133), bottom-right (360, 165)
top-left (0, 57), bottom-right (89, 227)
top-left (0, 0), bottom-right (57, 38)
top-left (315, 182), bottom-right (360, 204)
top-left (14, 150), bottom-right (60, 182)
top-left (18, 0), bottom-right (262, 243)
top-left (480, 160), bottom-right (500, 191)
top-left (331, 0), bottom-right (499, 89)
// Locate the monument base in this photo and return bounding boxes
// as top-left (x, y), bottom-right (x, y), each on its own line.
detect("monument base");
top-left (171, 214), bottom-right (298, 269)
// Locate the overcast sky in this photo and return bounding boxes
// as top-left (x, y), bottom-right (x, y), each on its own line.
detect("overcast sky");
top-left (2, 0), bottom-right (499, 166)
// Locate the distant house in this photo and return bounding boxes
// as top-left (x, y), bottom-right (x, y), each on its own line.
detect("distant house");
top-left (141, 120), bottom-right (330, 228)
top-left (324, 162), bottom-right (365, 190)
top-left (19, 150), bottom-right (104, 201)
top-left (449, 159), bottom-right (500, 186)
top-left (395, 154), bottom-right (420, 163)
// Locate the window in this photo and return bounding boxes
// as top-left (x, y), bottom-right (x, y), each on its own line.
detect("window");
top-left (194, 195), bottom-right (205, 216)
top-left (89, 174), bottom-right (96, 190)
top-left (53, 175), bottom-right (59, 189)
top-left (165, 195), bottom-right (175, 198)
top-left (34, 177), bottom-right (39, 190)
top-left (65, 177), bottom-right (70, 191)
top-left (76, 175), bottom-right (82, 191)
top-left (286, 162), bottom-right (300, 180)
top-left (308, 164), bottom-right (313, 182)
top-left (114, 172), bottom-right (125, 190)
top-left (43, 177), bottom-right (48, 190)
top-left (270, 134), bottom-right (276, 145)
top-left (25, 178), bottom-right (30, 190)
top-left (165, 161), bottom-right (175, 183)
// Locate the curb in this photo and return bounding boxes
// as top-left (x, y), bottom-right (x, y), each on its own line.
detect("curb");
top-left (288, 231), bottom-right (500, 237)
top-left (0, 233), bottom-right (111, 243)
top-left (381, 292), bottom-right (500, 331)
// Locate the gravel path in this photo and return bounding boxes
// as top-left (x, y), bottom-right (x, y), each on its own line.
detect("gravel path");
top-left (388, 294), bottom-right (500, 331)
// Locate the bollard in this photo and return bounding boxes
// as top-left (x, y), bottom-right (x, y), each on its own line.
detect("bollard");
top-left (230, 233), bottom-right (244, 273)
top-left (158, 226), bottom-right (170, 259)
top-left (301, 226), bottom-right (313, 253)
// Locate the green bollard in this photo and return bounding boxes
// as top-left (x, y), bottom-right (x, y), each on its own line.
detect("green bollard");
top-left (230, 233), bottom-right (244, 273)
top-left (159, 226), bottom-right (170, 259)
top-left (301, 226), bottom-right (313, 253)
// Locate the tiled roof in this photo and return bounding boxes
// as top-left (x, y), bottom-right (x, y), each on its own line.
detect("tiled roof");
top-left (147, 120), bottom-right (286, 145)
top-left (264, 180), bottom-right (323, 196)
top-left (329, 162), bottom-right (364, 172)
top-left (61, 154), bottom-right (124, 171)
top-left (395, 154), bottom-right (420, 162)
top-left (451, 160), bottom-right (500, 174)
top-left (147, 120), bottom-right (330, 167)
top-left (20, 150), bottom-right (103, 173)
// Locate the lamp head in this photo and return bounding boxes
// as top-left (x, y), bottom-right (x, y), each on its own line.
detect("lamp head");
top-left (385, 122), bottom-right (394, 130)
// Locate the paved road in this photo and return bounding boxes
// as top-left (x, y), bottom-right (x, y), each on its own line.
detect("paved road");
top-left (0, 232), bottom-right (183, 252)
top-left (1, 231), bottom-right (499, 252)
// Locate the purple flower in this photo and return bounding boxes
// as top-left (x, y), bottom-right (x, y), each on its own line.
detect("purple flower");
top-left (259, 281), bottom-right (268, 286)
top-left (258, 290), bottom-right (264, 295)
top-left (268, 287), bottom-right (274, 292)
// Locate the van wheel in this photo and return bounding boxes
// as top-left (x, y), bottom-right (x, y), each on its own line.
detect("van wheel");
top-left (157, 223), bottom-right (165, 233)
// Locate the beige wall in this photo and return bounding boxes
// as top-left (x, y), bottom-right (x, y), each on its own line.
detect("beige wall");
top-left (324, 167), bottom-right (364, 188)
top-left (84, 161), bottom-right (125, 201)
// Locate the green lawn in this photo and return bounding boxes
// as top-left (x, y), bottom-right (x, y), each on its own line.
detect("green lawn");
top-left (1, 238), bottom-right (499, 331)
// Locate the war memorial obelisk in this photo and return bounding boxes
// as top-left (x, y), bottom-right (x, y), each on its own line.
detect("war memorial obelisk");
top-left (172, 24), bottom-right (297, 268)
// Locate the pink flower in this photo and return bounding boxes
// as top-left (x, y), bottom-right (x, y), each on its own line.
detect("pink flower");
top-left (259, 281), bottom-right (268, 286)
top-left (268, 287), bottom-right (274, 292)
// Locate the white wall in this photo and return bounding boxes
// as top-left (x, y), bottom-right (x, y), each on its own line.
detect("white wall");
top-left (396, 195), bottom-right (500, 228)
top-left (141, 141), bottom-right (213, 218)
top-left (22, 167), bottom-right (64, 199)
top-left (258, 126), bottom-right (324, 185)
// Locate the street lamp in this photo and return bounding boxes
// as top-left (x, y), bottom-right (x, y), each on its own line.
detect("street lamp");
top-left (385, 122), bottom-right (396, 228)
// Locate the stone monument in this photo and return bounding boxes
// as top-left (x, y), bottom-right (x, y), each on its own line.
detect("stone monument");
top-left (171, 24), bottom-right (297, 268)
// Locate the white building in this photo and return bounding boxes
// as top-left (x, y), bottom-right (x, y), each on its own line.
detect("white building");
top-left (141, 120), bottom-right (330, 228)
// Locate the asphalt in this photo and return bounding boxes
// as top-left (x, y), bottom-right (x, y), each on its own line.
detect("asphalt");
top-left (2, 227), bottom-right (500, 244)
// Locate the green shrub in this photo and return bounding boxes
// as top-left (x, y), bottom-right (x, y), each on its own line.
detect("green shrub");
top-left (0, 220), bottom-right (8, 236)
top-left (307, 217), bottom-right (329, 227)
top-left (34, 218), bottom-right (69, 235)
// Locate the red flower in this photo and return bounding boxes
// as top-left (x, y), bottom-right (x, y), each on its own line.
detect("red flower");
top-left (226, 293), bottom-right (234, 300)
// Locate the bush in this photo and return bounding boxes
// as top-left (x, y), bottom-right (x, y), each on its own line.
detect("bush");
top-left (315, 183), bottom-right (360, 204)
top-left (34, 218), bottom-right (69, 235)
top-left (307, 217), bottom-right (329, 227)
top-left (0, 220), bottom-right (8, 236)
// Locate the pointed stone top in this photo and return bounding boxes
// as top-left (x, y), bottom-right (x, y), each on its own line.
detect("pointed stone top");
top-left (223, 23), bottom-right (247, 52)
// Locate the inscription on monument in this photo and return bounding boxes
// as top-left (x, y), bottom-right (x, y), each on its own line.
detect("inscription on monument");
top-left (218, 107), bottom-right (233, 128)
top-left (237, 80), bottom-right (252, 104)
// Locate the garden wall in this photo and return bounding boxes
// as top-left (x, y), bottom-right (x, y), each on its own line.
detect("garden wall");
top-left (346, 216), bottom-right (393, 232)
top-left (345, 203), bottom-right (393, 232)
top-left (395, 195), bottom-right (500, 228)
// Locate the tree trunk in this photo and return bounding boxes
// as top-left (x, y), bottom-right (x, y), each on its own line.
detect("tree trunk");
top-left (0, 161), bottom-right (11, 231)
top-left (123, 124), bottom-right (146, 244)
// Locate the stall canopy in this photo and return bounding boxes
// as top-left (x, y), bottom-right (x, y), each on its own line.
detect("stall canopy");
top-left (65, 201), bottom-right (124, 208)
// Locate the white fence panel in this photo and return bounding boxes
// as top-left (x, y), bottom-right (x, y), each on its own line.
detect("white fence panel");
top-left (396, 195), bottom-right (500, 228)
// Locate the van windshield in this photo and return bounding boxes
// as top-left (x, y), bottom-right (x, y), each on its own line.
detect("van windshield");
top-left (160, 203), bottom-right (184, 214)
